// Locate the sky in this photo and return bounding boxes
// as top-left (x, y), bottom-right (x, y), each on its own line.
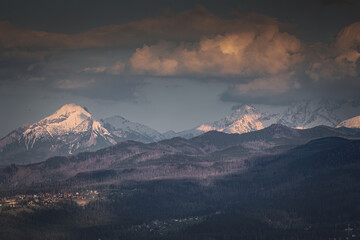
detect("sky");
top-left (0, 0), bottom-right (360, 137)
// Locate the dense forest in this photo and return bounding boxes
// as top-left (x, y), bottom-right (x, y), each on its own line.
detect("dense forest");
top-left (0, 136), bottom-right (360, 239)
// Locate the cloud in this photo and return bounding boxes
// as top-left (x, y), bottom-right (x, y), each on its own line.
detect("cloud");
top-left (1, 6), bottom-right (360, 104)
top-left (220, 72), bottom-right (301, 105)
top-left (0, 6), bottom-right (287, 51)
top-left (109, 61), bottom-right (125, 75)
top-left (128, 16), bottom-right (303, 95)
top-left (82, 61), bottom-right (125, 75)
top-left (231, 72), bottom-right (299, 95)
top-left (0, 7), bottom-right (306, 102)
top-left (54, 78), bottom-right (96, 90)
top-left (52, 76), bottom-right (142, 102)
top-left (320, 0), bottom-right (354, 5)
top-left (307, 22), bottom-right (360, 81)
top-left (28, 77), bottom-right (46, 82)
top-left (129, 30), bottom-right (303, 77)
top-left (83, 66), bottom-right (107, 73)
top-left (0, 21), bottom-right (70, 49)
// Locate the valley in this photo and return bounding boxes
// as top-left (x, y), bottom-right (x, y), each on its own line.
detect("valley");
top-left (0, 123), bottom-right (360, 239)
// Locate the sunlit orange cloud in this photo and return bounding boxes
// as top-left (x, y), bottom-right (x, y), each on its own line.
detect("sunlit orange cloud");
top-left (0, 7), bottom-right (268, 49)
top-left (2, 5), bottom-right (359, 97)
top-left (128, 16), bottom-right (303, 95)
top-left (129, 31), bottom-right (303, 77)
top-left (307, 22), bottom-right (360, 81)
top-left (129, 20), bottom-right (360, 95)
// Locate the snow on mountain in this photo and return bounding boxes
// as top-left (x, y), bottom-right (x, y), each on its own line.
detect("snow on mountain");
top-left (0, 104), bottom-right (169, 164)
top-left (2, 98), bottom-right (360, 164)
top-left (161, 130), bottom-right (177, 139)
top-left (197, 105), bottom-right (277, 134)
top-left (175, 99), bottom-right (360, 138)
top-left (0, 104), bottom-right (120, 164)
top-left (22, 103), bottom-right (116, 150)
top-left (0, 103), bottom-right (173, 165)
top-left (0, 124), bottom-right (30, 152)
top-left (175, 105), bottom-right (280, 138)
top-left (101, 115), bottom-right (163, 142)
top-left (336, 116), bottom-right (360, 128)
top-left (278, 99), bottom-right (360, 129)
top-left (277, 99), bottom-right (343, 129)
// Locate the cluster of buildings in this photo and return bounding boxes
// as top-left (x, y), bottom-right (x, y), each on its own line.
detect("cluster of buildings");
top-left (0, 190), bottom-right (101, 210)
top-left (131, 216), bottom-right (202, 234)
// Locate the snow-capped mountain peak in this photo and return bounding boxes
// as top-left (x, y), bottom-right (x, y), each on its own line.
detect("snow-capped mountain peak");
top-left (196, 105), bottom-right (275, 135)
top-left (336, 115), bottom-right (360, 128)
top-left (3, 99), bottom-right (360, 165)
top-left (50, 103), bottom-right (91, 117)
top-left (45, 103), bottom-right (91, 121)
top-left (277, 99), bottom-right (343, 129)
top-left (101, 115), bottom-right (163, 142)
top-left (0, 104), bottom-right (169, 164)
top-left (0, 103), bottom-right (119, 164)
top-left (177, 99), bottom-right (360, 138)
top-left (22, 103), bottom-right (114, 150)
top-left (31, 103), bottom-right (92, 135)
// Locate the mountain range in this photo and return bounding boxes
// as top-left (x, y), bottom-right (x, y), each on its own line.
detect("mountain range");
top-left (2, 123), bottom-right (360, 239)
top-left (172, 99), bottom-right (360, 138)
top-left (1, 106), bottom-right (360, 239)
top-left (2, 124), bottom-right (360, 187)
top-left (0, 104), bottom-right (164, 165)
top-left (1, 99), bottom-right (360, 165)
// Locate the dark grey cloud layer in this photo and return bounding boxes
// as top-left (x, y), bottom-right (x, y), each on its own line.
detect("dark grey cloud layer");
top-left (1, 4), bottom-right (360, 105)
top-left (0, 1), bottom-right (360, 139)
